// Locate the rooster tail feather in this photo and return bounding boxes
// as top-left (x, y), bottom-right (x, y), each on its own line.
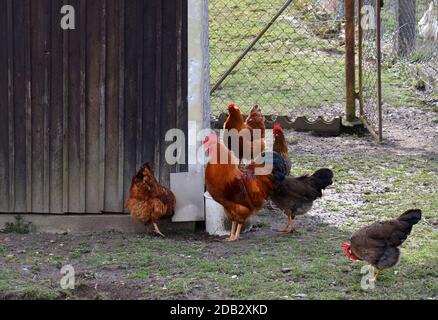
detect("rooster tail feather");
top-left (311, 168), bottom-right (333, 192)
top-left (398, 209), bottom-right (422, 227)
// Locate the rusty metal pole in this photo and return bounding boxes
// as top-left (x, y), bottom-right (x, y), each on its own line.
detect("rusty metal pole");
top-left (345, 0), bottom-right (356, 123)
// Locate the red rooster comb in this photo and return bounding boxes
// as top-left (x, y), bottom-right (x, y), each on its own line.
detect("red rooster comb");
top-left (227, 103), bottom-right (237, 111)
top-left (342, 242), bottom-right (358, 261)
top-left (273, 123), bottom-right (283, 133)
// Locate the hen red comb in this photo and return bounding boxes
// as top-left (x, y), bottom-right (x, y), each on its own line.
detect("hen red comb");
top-left (273, 123), bottom-right (283, 133)
top-left (342, 242), bottom-right (358, 261)
top-left (227, 103), bottom-right (236, 110)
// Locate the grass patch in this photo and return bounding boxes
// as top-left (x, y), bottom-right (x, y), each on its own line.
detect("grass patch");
top-left (0, 271), bottom-right (64, 300)
top-left (1, 216), bottom-right (33, 234)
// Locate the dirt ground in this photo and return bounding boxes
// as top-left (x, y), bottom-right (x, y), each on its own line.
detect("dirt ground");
top-left (0, 103), bottom-right (437, 300)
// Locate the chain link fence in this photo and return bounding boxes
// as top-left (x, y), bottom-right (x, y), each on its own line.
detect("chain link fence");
top-left (209, 0), bottom-right (437, 120)
top-left (209, 0), bottom-right (347, 116)
top-left (359, 0), bottom-right (383, 139)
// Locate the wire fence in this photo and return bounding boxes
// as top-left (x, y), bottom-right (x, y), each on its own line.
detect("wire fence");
top-left (359, 0), bottom-right (383, 140)
top-left (209, 0), bottom-right (347, 116)
top-left (209, 0), bottom-right (438, 118)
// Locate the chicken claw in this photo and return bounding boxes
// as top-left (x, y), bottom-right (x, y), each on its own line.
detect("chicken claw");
top-left (153, 223), bottom-right (166, 238)
top-left (225, 223), bottom-right (243, 241)
top-left (274, 226), bottom-right (291, 233)
top-left (275, 215), bottom-right (296, 233)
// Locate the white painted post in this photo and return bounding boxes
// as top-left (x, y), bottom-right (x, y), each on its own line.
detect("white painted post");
top-left (171, 0), bottom-right (210, 222)
top-left (188, 0), bottom-right (211, 173)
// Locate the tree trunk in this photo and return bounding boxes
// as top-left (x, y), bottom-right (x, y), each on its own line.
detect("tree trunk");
top-left (396, 0), bottom-right (416, 57)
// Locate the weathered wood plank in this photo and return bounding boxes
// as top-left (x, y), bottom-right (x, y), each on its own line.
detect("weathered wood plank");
top-left (67, 0), bottom-right (82, 213)
top-left (153, 0), bottom-right (163, 181)
top-left (79, 0), bottom-right (87, 213)
top-left (142, 0), bottom-right (158, 169)
top-left (123, 0), bottom-right (142, 201)
top-left (0, 0), bottom-right (10, 212)
top-left (30, 0), bottom-right (51, 213)
top-left (177, 0), bottom-right (189, 172)
top-left (85, 0), bottom-right (103, 213)
top-left (99, 0), bottom-right (107, 212)
top-left (24, 0), bottom-right (32, 212)
top-left (49, 0), bottom-right (65, 214)
top-left (135, 0), bottom-right (144, 173)
top-left (105, 0), bottom-right (121, 212)
top-left (62, 0), bottom-right (70, 213)
top-left (118, 0), bottom-right (126, 213)
top-left (43, 0), bottom-right (51, 213)
top-left (11, 0), bottom-right (28, 213)
top-left (159, 0), bottom-right (178, 187)
top-left (6, 0), bottom-right (15, 213)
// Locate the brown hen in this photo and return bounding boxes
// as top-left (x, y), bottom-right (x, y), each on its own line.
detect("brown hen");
top-left (223, 104), bottom-right (265, 162)
top-left (343, 209), bottom-right (422, 281)
top-left (125, 163), bottom-right (176, 237)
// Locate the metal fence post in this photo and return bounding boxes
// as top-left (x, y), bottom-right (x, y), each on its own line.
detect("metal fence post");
top-left (345, 0), bottom-right (357, 122)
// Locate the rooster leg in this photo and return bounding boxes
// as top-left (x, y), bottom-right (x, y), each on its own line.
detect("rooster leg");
top-left (275, 214), bottom-right (292, 233)
top-left (232, 223), bottom-right (243, 241)
top-left (152, 223), bottom-right (166, 238)
top-left (226, 221), bottom-right (237, 241)
top-left (372, 267), bottom-right (380, 282)
top-left (286, 216), bottom-right (297, 233)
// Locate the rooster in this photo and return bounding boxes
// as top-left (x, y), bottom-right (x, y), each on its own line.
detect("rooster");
top-left (204, 134), bottom-right (287, 241)
top-left (273, 123), bottom-right (291, 176)
top-left (223, 104), bottom-right (266, 162)
top-left (125, 163), bottom-right (176, 237)
top-left (343, 209), bottom-right (422, 282)
top-left (270, 168), bottom-right (333, 233)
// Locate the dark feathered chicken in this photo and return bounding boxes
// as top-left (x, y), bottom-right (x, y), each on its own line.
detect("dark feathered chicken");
top-left (270, 168), bottom-right (333, 233)
top-left (343, 209), bottom-right (422, 281)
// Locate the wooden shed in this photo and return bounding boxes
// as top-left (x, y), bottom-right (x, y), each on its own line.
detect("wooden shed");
top-left (0, 0), bottom-right (191, 217)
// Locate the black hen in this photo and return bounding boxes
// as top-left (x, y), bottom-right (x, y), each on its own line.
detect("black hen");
top-left (270, 168), bottom-right (334, 233)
